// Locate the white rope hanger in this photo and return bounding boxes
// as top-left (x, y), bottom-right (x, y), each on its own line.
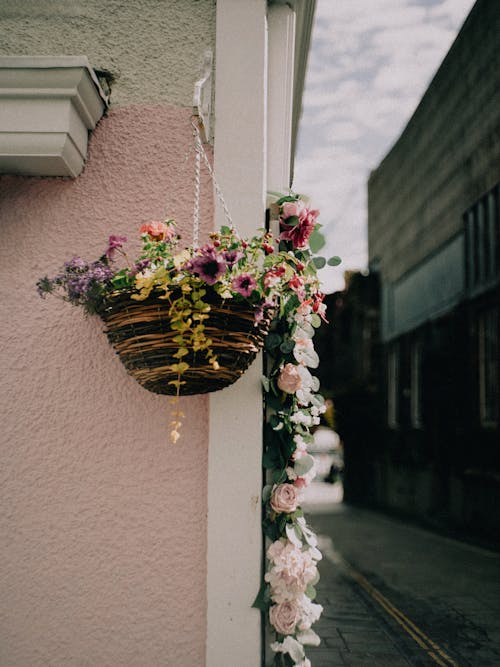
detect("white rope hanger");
top-left (191, 119), bottom-right (233, 249)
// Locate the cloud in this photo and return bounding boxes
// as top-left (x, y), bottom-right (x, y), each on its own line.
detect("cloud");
top-left (293, 0), bottom-right (476, 292)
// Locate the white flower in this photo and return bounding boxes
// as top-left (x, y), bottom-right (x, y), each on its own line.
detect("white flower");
top-left (297, 595), bottom-right (323, 631)
top-left (290, 411), bottom-right (313, 426)
top-left (295, 659), bottom-right (311, 667)
top-left (296, 628), bottom-right (321, 646)
top-left (270, 636), bottom-right (305, 662)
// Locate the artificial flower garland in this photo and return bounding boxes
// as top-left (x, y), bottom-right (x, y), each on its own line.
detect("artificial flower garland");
top-left (253, 197), bottom-right (340, 666)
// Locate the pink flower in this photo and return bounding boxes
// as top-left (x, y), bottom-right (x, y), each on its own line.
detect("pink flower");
top-left (105, 235), bottom-right (127, 259)
top-left (139, 220), bottom-right (175, 242)
top-left (294, 477), bottom-right (308, 489)
top-left (232, 273), bottom-right (257, 297)
top-left (269, 601), bottom-right (300, 635)
top-left (281, 200), bottom-right (306, 221)
top-left (280, 207), bottom-right (319, 249)
top-left (270, 483), bottom-right (299, 514)
top-left (277, 363), bottom-right (302, 394)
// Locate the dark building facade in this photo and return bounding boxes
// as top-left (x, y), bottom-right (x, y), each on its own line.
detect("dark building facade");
top-left (364, 0), bottom-right (500, 541)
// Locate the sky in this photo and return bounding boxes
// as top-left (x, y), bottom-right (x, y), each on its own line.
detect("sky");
top-left (293, 0), bottom-right (477, 293)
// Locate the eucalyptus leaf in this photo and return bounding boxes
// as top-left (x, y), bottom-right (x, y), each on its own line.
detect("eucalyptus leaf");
top-left (305, 584), bottom-right (317, 600)
top-left (311, 313), bottom-right (322, 328)
top-left (327, 255), bottom-right (342, 266)
top-left (280, 339), bottom-right (295, 354)
top-left (308, 227), bottom-right (326, 253)
top-left (294, 454), bottom-right (315, 476)
top-left (265, 333), bottom-right (282, 350)
top-left (312, 256), bottom-right (326, 269)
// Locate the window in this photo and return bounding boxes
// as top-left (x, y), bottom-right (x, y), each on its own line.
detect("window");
top-left (479, 308), bottom-right (499, 427)
top-left (410, 341), bottom-right (423, 429)
top-left (464, 183), bottom-right (500, 292)
top-left (387, 344), bottom-right (399, 429)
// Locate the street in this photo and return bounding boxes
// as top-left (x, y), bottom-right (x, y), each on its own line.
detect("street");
top-left (301, 483), bottom-right (500, 666)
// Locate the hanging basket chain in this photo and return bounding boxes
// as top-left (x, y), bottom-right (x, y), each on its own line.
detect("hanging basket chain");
top-left (191, 121), bottom-right (234, 249)
top-left (192, 131), bottom-right (202, 249)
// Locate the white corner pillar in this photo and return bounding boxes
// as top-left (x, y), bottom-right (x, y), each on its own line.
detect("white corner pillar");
top-left (267, 3), bottom-right (296, 194)
top-left (206, 1), bottom-right (268, 665)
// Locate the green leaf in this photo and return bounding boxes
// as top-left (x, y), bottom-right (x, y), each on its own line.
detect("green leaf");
top-left (261, 375), bottom-right (270, 392)
top-left (308, 227), bottom-right (326, 253)
top-left (265, 332), bottom-right (282, 350)
top-left (294, 454), bottom-right (315, 476)
top-left (279, 338), bottom-right (295, 354)
top-left (305, 584), bottom-right (317, 600)
top-left (312, 256), bottom-right (326, 269)
top-left (252, 583), bottom-right (271, 610)
top-left (272, 468), bottom-right (288, 484)
top-left (327, 255), bottom-right (342, 266)
top-left (311, 313), bottom-right (322, 328)
top-left (262, 485), bottom-right (273, 503)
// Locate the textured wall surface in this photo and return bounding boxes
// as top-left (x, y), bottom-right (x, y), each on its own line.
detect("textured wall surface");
top-left (0, 104), bottom-right (213, 665)
top-left (0, 0), bottom-right (216, 107)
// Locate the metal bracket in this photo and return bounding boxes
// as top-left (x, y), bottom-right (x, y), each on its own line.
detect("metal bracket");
top-left (193, 49), bottom-right (213, 143)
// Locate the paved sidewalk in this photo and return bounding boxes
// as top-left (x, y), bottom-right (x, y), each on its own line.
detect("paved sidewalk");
top-left (301, 483), bottom-right (500, 667)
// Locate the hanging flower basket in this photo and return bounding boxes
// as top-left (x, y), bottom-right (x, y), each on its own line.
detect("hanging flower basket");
top-left (100, 286), bottom-right (273, 396)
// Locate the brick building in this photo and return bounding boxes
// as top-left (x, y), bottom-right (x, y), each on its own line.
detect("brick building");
top-left (367, 0), bottom-right (500, 540)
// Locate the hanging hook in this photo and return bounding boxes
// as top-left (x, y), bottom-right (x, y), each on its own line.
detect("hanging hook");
top-left (193, 49), bottom-right (213, 143)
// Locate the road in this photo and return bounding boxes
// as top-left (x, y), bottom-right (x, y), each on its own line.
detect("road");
top-left (300, 483), bottom-right (500, 666)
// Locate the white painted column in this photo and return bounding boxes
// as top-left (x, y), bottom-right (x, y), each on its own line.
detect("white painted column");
top-left (267, 4), bottom-right (296, 195)
top-left (206, 1), bottom-right (268, 666)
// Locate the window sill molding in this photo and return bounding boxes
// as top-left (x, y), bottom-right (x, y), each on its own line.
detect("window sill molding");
top-left (0, 56), bottom-right (109, 178)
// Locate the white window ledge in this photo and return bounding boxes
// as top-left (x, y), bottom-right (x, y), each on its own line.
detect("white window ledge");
top-left (0, 56), bottom-right (109, 178)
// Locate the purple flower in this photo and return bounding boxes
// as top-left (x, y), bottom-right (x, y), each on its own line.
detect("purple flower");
top-left (186, 249), bottom-right (227, 285)
top-left (223, 249), bottom-right (244, 268)
top-left (129, 258), bottom-right (151, 276)
top-left (105, 235), bottom-right (127, 259)
top-left (232, 273), bottom-right (257, 297)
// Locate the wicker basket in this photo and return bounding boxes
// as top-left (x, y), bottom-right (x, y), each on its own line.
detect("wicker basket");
top-left (99, 289), bottom-right (272, 395)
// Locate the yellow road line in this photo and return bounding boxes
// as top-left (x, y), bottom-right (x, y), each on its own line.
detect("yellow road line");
top-left (322, 541), bottom-right (460, 667)
top-left (340, 556), bottom-right (459, 667)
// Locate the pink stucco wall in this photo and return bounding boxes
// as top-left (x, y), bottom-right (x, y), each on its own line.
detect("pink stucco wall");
top-left (0, 106), bottom-right (212, 665)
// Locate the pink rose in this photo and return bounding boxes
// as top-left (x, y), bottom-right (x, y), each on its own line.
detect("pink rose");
top-left (277, 363), bottom-right (302, 394)
top-left (270, 483), bottom-right (299, 514)
top-left (280, 207), bottom-right (319, 249)
top-left (269, 601), bottom-right (300, 635)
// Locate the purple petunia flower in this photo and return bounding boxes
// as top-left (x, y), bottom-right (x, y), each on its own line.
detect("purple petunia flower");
top-left (232, 273), bottom-right (257, 297)
top-left (129, 258), bottom-right (151, 276)
top-left (186, 248), bottom-right (227, 285)
top-left (223, 249), bottom-right (244, 268)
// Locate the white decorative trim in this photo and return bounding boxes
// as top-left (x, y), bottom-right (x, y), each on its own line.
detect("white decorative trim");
top-left (206, 2), bottom-right (268, 666)
top-left (0, 56), bottom-right (108, 178)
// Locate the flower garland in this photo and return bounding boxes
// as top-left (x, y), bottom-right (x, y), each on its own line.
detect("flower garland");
top-left (254, 197), bottom-right (340, 667)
